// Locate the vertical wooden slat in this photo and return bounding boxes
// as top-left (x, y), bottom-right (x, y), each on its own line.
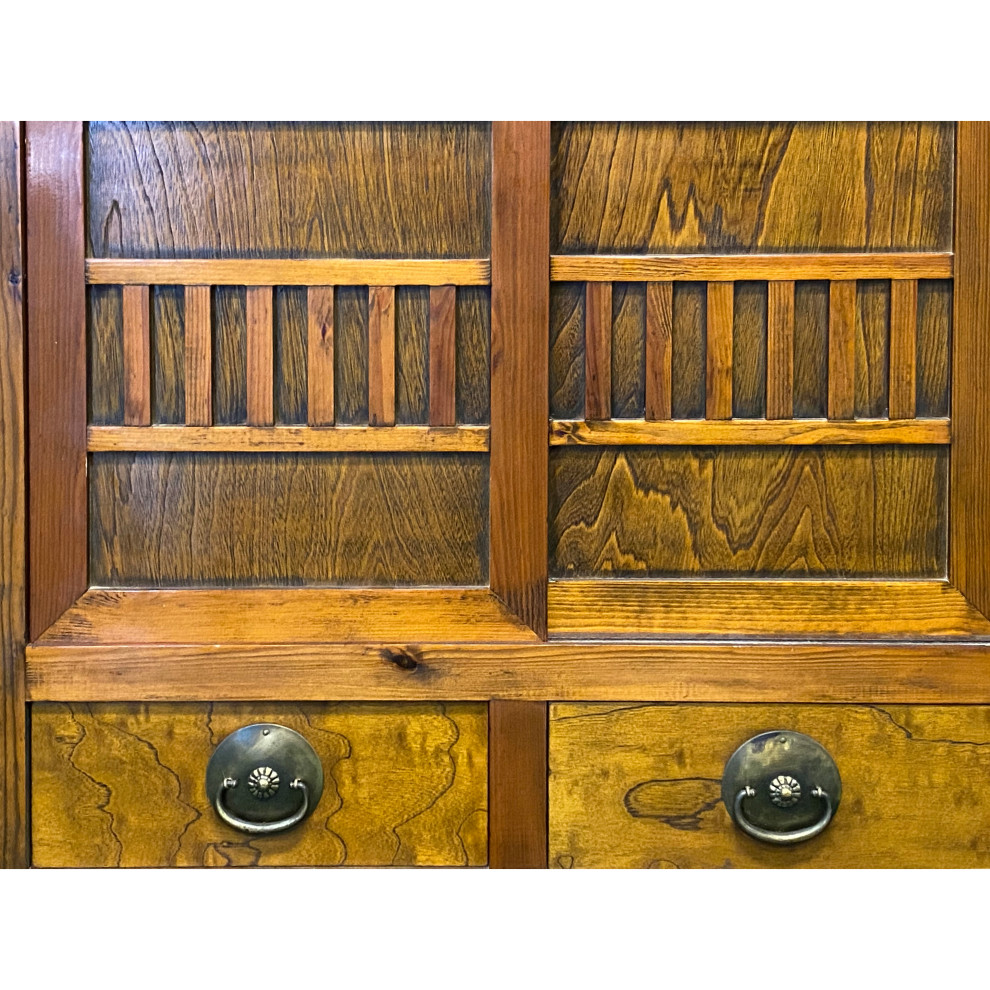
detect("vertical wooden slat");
top-left (645, 281), bottom-right (672, 420)
top-left (889, 279), bottom-right (918, 420)
top-left (706, 281), bottom-right (733, 419)
top-left (490, 121), bottom-right (549, 638)
top-left (246, 285), bottom-right (274, 426)
top-left (1, 121), bottom-right (27, 866)
top-left (183, 285), bottom-right (212, 426)
top-left (307, 286), bottom-right (335, 425)
top-left (368, 285), bottom-right (395, 426)
top-left (26, 121), bottom-right (86, 640)
top-left (952, 122), bottom-right (990, 617)
top-left (767, 280), bottom-right (795, 419)
top-left (429, 285), bottom-right (457, 426)
top-left (828, 280), bottom-right (857, 420)
top-left (585, 281), bottom-right (612, 420)
top-left (122, 285), bottom-right (151, 426)
top-left (489, 701), bottom-right (548, 869)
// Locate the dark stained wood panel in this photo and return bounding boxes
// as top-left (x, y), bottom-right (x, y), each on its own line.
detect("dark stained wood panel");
top-left (455, 285), bottom-right (491, 425)
top-left (274, 286), bottom-right (307, 424)
top-left (87, 122), bottom-right (492, 259)
top-left (88, 286), bottom-right (124, 424)
top-left (551, 122), bottom-right (953, 254)
top-left (917, 279), bottom-right (951, 418)
top-left (334, 286), bottom-right (369, 425)
top-left (611, 283), bottom-right (646, 419)
top-left (89, 452), bottom-right (489, 586)
top-left (671, 282), bottom-right (706, 419)
top-left (152, 286), bottom-right (184, 423)
top-left (33, 702), bottom-right (488, 867)
top-left (855, 279), bottom-right (890, 419)
top-left (793, 281), bottom-right (828, 418)
top-left (549, 283), bottom-right (584, 420)
top-left (549, 446), bottom-right (946, 578)
top-left (732, 281), bottom-right (767, 419)
top-left (209, 287), bottom-right (243, 424)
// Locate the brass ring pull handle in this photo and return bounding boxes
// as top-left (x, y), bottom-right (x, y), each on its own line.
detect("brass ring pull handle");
top-left (214, 776), bottom-right (310, 836)
top-left (733, 784), bottom-right (833, 845)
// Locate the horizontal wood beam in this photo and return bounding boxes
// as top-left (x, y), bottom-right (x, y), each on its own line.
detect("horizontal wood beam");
top-left (551, 253), bottom-right (953, 282)
top-left (549, 418), bottom-right (950, 446)
top-left (86, 258), bottom-right (491, 286)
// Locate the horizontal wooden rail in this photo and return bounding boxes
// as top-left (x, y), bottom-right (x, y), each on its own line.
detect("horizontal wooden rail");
top-left (86, 258), bottom-right (491, 286)
top-left (88, 424), bottom-right (490, 453)
top-left (551, 253), bottom-right (953, 282)
top-left (549, 418), bottom-right (950, 446)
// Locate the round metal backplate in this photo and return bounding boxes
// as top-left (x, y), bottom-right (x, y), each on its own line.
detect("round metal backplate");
top-left (721, 730), bottom-right (841, 835)
top-left (206, 723), bottom-right (324, 827)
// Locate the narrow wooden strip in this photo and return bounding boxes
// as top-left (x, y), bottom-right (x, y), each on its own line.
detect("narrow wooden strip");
top-left (183, 285), bottom-right (212, 426)
top-left (490, 702), bottom-right (548, 868)
top-left (368, 286), bottom-right (396, 426)
top-left (307, 286), bottom-right (335, 425)
top-left (122, 285), bottom-right (151, 425)
top-left (584, 281), bottom-right (612, 420)
top-left (889, 279), bottom-right (919, 420)
top-left (548, 581), bottom-right (990, 639)
top-left (828, 280), bottom-right (857, 420)
top-left (548, 418), bottom-right (949, 446)
top-left (429, 285), bottom-right (457, 425)
top-left (767, 280), bottom-right (795, 419)
top-left (246, 286), bottom-right (274, 426)
top-left (25, 121), bottom-right (87, 640)
top-left (491, 121), bottom-right (550, 638)
top-left (706, 282), bottom-right (733, 419)
top-left (645, 281), bottom-right (672, 420)
top-left (87, 257), bottom-right (491, 286)
top-left (551, 253), bottom-right (953, 282)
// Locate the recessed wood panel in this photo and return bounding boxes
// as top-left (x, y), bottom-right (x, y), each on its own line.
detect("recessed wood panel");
top-left (549, 446), bottom-right (946, 578)
top-left (549, 283), bottom-right (585, 420)
top-left (89, 452), bottom-right (489, 586)
top-left (918, 279), bottom-right (952, 418)
top-left (551, 122), bottom-right (953, 254)
top-left (549, 703), bottom-right (990, 868)
top-left (33, 702), bottom-right (487, 867)
top-left (87, 122), bottom-right (491, 259)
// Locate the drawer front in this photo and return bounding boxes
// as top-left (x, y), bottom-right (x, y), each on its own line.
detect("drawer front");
top-left (549, 703), bottom-right (990, 868)
top-left (33, 702), bottom-right (487, 867)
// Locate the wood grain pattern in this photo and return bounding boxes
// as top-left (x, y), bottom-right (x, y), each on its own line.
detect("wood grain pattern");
top-left (549, 283), bottom-right (584, 419)
top-left (307, 286), bottom-right (334, 425)
top-left (89, 452), bottom-right (489, 586)
top-left (855, 280), bottom-right (889, 419)
top-left (246, 286), bottom-right (274, 426)
top-left (549, 703), bottom-right (990, 868)
top-left (549, 446), bottom-right (946, 578)
top-left (454, 286), bottom-right (490, 425)
top-left (25, 121), bottom-right (87, 640)
top-left (87, 121), bottom-right (491, 259)
top-left (1, 121), bottom-right (27, 867)
top-left (731, 281), bottom-right (766, 419)
top-left (395, 287), bottom-right (429, 424)
top-left (551, 123), bottom-right (954, 253)
top-left (121, 285), bottom-right (151, 425)
top-left (490, 122), bottom-right (550, 637)
top-left (672, 282), bottom-right (705, 418)
top-left (334, 286), bottom-right (369, 424)
top-left (88, 285), bottom-right (123, 424)
top-left (706, 283), bottom-right (733, 419)
top-left (368, 286), bottom-right (395, 426)
top-left (889, 279), bottom-right (918, 419)
top-left (489, 702), bottom-right (548, 868)
top-left (793, 280), bottom-right (828, 417)
top-left (274, 287), bottom-right (307, 424)
top-left (548, 581), bottom-right (990, 639)
top-left (952, 123), bottom-right (990, 618)
top-left (645, 282), bottom-right (672, 420)
top-left (610, 283), bottom-right (645, 418)
top-left (584, 282), bottom-right (612, 420)
top-left (212, 286), bottom-right (245, 424)
top-left (767, 281), bottom-right (795, 418)
top-left (548, 419), bottom-right (949, 446)
top-left (429, 286), bottom-right (456, 425)
top-left (917, 279), bottom-right (951, 418)
top-left (152, 286), bottom-right (184, 423)
top-left (827, 281), bottom-right (856, 420)
top-left (183, 285), bottom-right (212, 425)
top-left (33, 702), bottom-right (488, 867)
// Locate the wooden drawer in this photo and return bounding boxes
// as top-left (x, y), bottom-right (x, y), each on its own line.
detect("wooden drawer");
top-left (32, 702), bottom-right (487, 867)
top-left (549, 703), bottom-right (990, 868)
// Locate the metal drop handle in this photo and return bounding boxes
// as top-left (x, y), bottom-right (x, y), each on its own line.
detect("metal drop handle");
top-left (214, 775), bottom-right (310, 836)
top-left (733, 784), bottom-right (833, 845)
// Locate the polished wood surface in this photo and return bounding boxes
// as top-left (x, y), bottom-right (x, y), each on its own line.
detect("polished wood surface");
top-left (428, 286), bottom-right (456, 426)
top-left (245, 286), bottom-right (274, 426)
top-left (367, 286), bottom-right (396, 426)
top-left (644, 281), bottom-right (672, 420)
top-left (705, 282), bottom-right (733, 419)
top-left (827, 281), bottom-right (857, 420)
top-left (767, 281), bottom-right (795, 419)
top-left (121, 285), bottom-right (151, 425)
top-left (306, 286), bottom-right (335, 425)
top-left (183, 285), bottom-right (212, 425)
top-left (549, 703), bottom-right (990, 868)
top-left (584, 281), bottom-right (611, 421)
top-left (33, 702), bottom-right (488, 867)
top-left (889, 280), bottom-right (918, 420)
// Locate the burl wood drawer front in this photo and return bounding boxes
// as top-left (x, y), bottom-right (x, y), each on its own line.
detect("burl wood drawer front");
top-left (549, 703), bottom-right (990, 868)
top-left (32, 702), bottom-right (487, 867)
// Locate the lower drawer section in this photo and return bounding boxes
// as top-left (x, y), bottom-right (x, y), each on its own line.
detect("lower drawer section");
top-left (32, 702), bottom-right (488, 867)
top-left (549, 703), bottom-right (990, 868)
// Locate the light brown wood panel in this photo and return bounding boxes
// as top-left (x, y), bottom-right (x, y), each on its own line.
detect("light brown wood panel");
top-left (889, 279), bottom-right (918, 419)
top-left (549, 446), bottom-right (946, 578)
top-left (274, 286), bottom-right (307, 425)
top-left (454, 285), bottom-right (490, 425)
top-left (87, 122), bottom-right (491, 258)
top-left (246, 286), bottom-right (274, 426)
top-left (184, 285), bottom-right (212, 425)
top-left (706, 283), bottom-right (733, 419)
top-left (855, 279), bottom-right (889, 419)
top-left (212, 286), bottom-right (245, 424)
top-left (152, 286), bottom-right (184, 423)
top-left (793, 280), bottom-right (828, 417)
top-left (917, 279), bottom-right (951, 418)
top-left (33, 702), bottom-right (487, 867)
top-left (121, 286), bottom-right (151, 425)
top-left (584, 281), bottom-right (612, 420)
top-left (671, 282), bottom-right (705, 418)
top-left (550, 122), bottom-right (953, 253)
top-left (368, 286), bottom-right (395, 426)
top-left (767, 281), bottom-right (794, 418)
top-left (429, 286), bottom-right (456, 426)
top-left (828, 281), bottom-right (856, 419)
top-left (89, 452), bottom-right (489, 586)
top-left (731, 281), bottom-right (766, 419)
top-left (645, 282), bottom-right (672, 420)
top-left (549, 703), bottom-right (990, 868)
top-left (395, 286), bottom-right (428, 424)
top-left (88, 285), bottom-right (123, 424)
top-left (334, 286), bottom-right (369, 425)
top-left (549, 283), bottom-right (584, 419)
top-left (611, 283), bottom-right (645, 419)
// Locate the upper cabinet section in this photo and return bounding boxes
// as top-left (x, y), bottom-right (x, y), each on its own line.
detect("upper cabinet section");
top-left (550, 122), bottom-right (954, 254)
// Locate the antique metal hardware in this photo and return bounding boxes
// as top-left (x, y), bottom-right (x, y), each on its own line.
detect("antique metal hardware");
top-left (721, 731), bottom-right (841, 846)
top-left (206, 723), bottom-right (324, 836)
